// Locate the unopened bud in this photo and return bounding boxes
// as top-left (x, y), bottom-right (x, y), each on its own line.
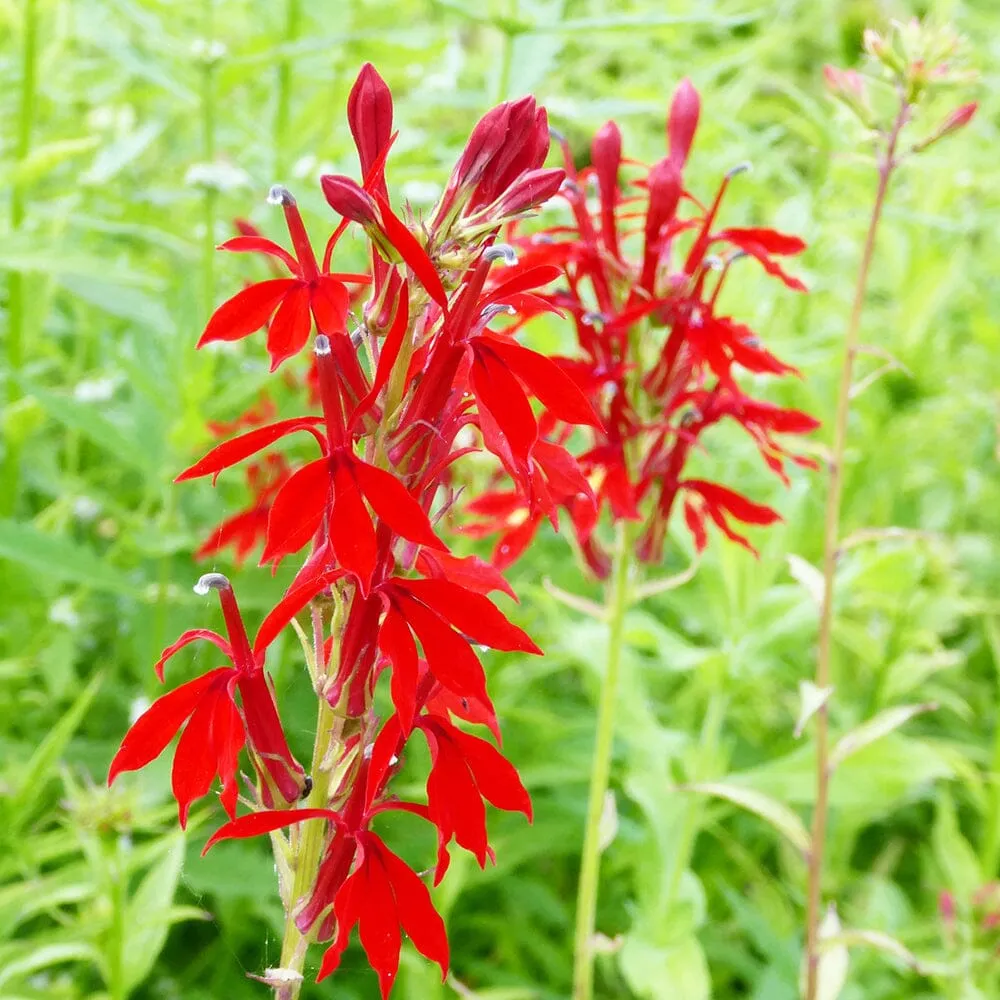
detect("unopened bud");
top-left (347, 63), bottom-right (393, 182)
top-left (667, 77), bottom-right (701, 168)
top-left (494, 167), bottom-right (566, 218)
top-left (320, 173), bottom-right (378, 225)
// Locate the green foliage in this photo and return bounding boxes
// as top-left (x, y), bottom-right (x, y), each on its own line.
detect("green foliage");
top-left (1, 0), bottom-right (997, 997)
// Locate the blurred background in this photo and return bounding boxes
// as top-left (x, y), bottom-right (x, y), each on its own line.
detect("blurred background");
top-left (1, 0), bottom-right (999, 997)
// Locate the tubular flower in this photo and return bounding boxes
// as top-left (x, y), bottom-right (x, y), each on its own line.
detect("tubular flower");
top-left (110, 61), bottom-right (594, 996)
top-left (468, 77), bottom-right (818, 576)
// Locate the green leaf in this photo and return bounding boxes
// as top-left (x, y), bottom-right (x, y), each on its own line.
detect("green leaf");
top-left (6, 137), bottom-right (100, 186)
top-left (829, 703), bottom-right (937, 770)
top-left (0, 940), bottom-right (102, 991)
top-left (23, 381), bottom-right (162, 475)
top-left (0, 520), bottom-right (132, 593)
top-left (121, 835), bottom-right (187, 992)
top-left (619, 933), bottom-right (710, 1000)
top-left (10, 673), bottom-right (104, 827)
top-left (823, 928), bottom-right (926, 974)
top-left (679, 782), bottom-right (810, 854)
top-left (932, 791), bottom-right (982, 898)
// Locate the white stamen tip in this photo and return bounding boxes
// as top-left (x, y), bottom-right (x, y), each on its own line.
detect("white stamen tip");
top-left (314, 334), bottom-right (332, 356)
top-left (194, 572), bottom-right (230, 596)
top-left (267, 184), bottom-right (295, 206)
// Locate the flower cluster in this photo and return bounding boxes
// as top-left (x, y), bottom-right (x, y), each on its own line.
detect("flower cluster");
top-left (108, 64), bottom-right (593, 996)
top-left (466, 79), bottom-right (819, 577)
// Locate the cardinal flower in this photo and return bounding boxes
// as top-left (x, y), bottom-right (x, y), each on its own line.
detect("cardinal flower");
top-left (108, 572), bottom-right (342, 821)
top-left (198, 186), bottom-right (370, 370)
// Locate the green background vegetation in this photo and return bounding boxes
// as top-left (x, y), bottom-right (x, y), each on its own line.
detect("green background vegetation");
top-left (1, 0), bottom-right (998, 997)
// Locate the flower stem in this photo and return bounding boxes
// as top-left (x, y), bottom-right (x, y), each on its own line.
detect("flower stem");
top-left (803, 101), bottom-right (907, 1000)
top-left (573, 518), bottom-right (634, 1000)
top-left (274, 0), bottom-right (301, 181)
top-left (1, 0), bottom-right (39, 517)
top-left (274, 693), bottom-right (338, 1000)
top-left (200, 0), bottom-right (217, 328)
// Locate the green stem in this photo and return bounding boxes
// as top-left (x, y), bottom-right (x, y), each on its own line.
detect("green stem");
top-left (274, 0), bottom-right (301, 181)
top-left (573, 519), bottom-right (634, 1000)
top-left (1, 0), bottom-right (39, 517)
top-left (803, 101), bottom-right (907, 1000)
top-left (200, 0), bottom-right (217, 328)
top-left (494, 0), bottom-right (517, 102)
top-left (274, 694), bottom-right (338, 1000)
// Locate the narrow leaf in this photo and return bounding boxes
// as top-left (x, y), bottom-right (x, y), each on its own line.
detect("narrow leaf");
top-left (680, 781), bottom-right (810, 854)
top-left (829, 703), bottom-right (937, 771)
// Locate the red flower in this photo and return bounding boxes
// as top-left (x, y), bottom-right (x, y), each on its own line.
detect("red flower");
top-left (108, 664), bottom-right (242, 827)
top-left (107, 573), bottom-right (343, 821)
top-left (317, 831), bottom-right (449, 995)
top-left (418, 714), bottom-right (532, 881)
top-left (197, 187), bottom-right (370, 371)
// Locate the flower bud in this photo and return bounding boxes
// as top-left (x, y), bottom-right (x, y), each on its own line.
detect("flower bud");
top-left (914, 100), bottom-right (977, 152)
top-left (492, 167), bottom-right (565, 218)
top-left (667, 77), bottom-right (700, 168)
top-left (347, 63), bottom-right (393, 188)
top-left (320, 174), bottom-right (379, 225)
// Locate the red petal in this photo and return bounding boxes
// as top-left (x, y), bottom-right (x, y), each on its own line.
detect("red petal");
top-left (684, 499), bottom-right (708, 552)
top-left (107, 667), bottom-right (231, 785)
top-left (349, 282), bottom-right (410, 427)
top-left (396, 578), bottom-right (540, 653)
top-left (330, 461), bottom-right (377, 593)
top-left (481, 264), bottom-right (562, 306)
top-left (715, 227), bottom-right (806, 256)
top-left (682, 479), bottom-right (782, 525)
top-left (217, 236), bottom-right (301, 275)
top-left (266, 284), bottom-right (313, 370)
top-left (197, 279), bottom-right (297, 347)
top-left (415, 549), bottom-right (516, 600)
top-left (353, 458), bottom-right (445, 551)
top-left (172, 686), bottom-right (226, 828)
top-left (485, 339), bottom-right (603, 428)
top-left (202, 807), bottom-right (343, 855)
top-left (253, 568), bottom-right (346, 655)
top-left (318, 864), bottom-right (364, 981)
top-left (471, 349), bottom-right (537, 464)
top-left (310, 276), bottom-right (350, 337)
top-left (378, 609), bottom-right (419, 734)
top-left (357, 846), bottom-right (402, 1000)
top-left (375, 836), bottom-right (449, 978)
top-left (153, 629), bottom-right (231, 683)
top-left (174, 417), bottom-right (325, 483)
top-left (259, 459), bottom-right (329, 565)
top-left (423, 727), bottom-right (489, 866)
top-left (450, 725), bottom-right (531, 819)
top-left (395, 595), bottom-right (491, 705)
top-left (373, 193), bottom-right (449, 311)
top-left (731, 242), bottom-right (807, 292)
top-left (366, 715), bottom-right (404, 810)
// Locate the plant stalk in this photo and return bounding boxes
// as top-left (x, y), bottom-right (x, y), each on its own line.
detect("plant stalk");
top-left (274, 0), bottom-right (301, 181)
top-left (573, 518), bottom-right (634, 1000)
top-left (803, 102), bottom-right (907, 1000)
top-left (200, 0), bottom-right (218, 328)
top-left (274, 689), bottom-right (338, 1000)
top-left (1, 0), bottom-right (39, 517)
